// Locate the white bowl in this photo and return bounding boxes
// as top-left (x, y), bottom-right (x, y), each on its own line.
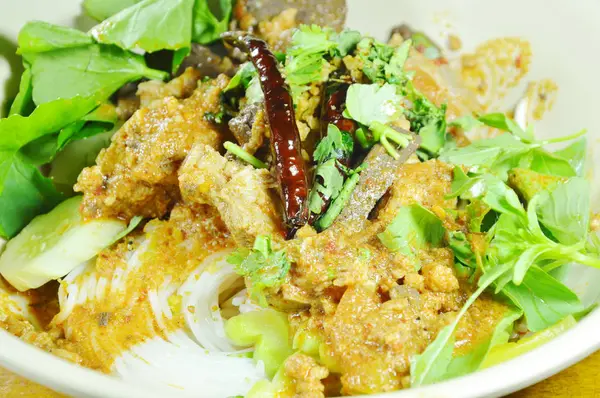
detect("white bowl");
top-left (0, 0), bottom-right (599, 397)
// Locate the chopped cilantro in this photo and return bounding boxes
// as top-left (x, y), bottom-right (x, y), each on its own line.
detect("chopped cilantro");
top-left (227, 235), bottom-right (291, 307)
top-left (313, 124), bottom-right (354, 164)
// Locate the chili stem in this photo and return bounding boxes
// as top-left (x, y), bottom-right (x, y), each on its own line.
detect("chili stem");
top-left (224, 141), bottom-right (268, 169)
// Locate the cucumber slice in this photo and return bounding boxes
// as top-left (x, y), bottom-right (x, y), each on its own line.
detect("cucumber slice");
top-left (0, 196), bottom-right (127, 291)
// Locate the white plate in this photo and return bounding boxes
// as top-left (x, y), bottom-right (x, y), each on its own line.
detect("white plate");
top-left (0, 0), bottom-right (599, 397)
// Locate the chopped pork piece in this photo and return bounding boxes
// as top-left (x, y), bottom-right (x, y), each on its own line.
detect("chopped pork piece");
top-left (228, 102), bottom-right (266, 154)
top-left (178, 144), bottom-right (284, 247)
top-left (75, 75), bottom-right (230, 221)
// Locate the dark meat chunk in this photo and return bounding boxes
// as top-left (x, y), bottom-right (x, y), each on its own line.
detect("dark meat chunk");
top-left (228, 102), bottom-right (266, 154)
top-left (177, 44), bottom-right (235, 77)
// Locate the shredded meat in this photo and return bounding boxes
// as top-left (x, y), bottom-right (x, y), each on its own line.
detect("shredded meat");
top-left (178, 144), bottom-right (284, 247)
top-left (283, 353), bottom-right (329, 398)
top-left (75, 75), bottom-right (230, 221)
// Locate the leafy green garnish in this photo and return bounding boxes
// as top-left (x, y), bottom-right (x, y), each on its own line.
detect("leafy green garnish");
top-left (478, 113), bottom-right (533, 142)
top-left (313, 124), bottom-right (354, 164)
top-left (378, 204), bottom-right (446, 268)
top-left (285, 25), bottom-right (337, 101)
top-left (227, 236), bottom-right (291, 306)
top-left (8, 66), bottom-right (34, 117)
top-left (191, 0), bottom-right (233, 44)
top-left (308, 159), bottom-right (345, 214)
top-left (554, 138), bottom-right (586, 176)
top-left (223, 141), bottom-right (267, 169)
top-left (225, 62), bottom-right (256, 92)
top-left (30, 44), bottom-right (167, 105)
top-left (90, 0), bottom-right (194, 52)
top-left (481, 315), bottom-right (576, 368)
top-left (83, 0), bottom-right (142, 21)
top-left (17, 21), bottom-right (92, 57)
top-left (535, 178), bottom-right (590, 245)
top-left (345, 83), bottom-right (400, 126)
top-left (0, 95), bottom-right (101, 238)
top-left (314, 171), bottom-right (361, 231)
top-left (405, 94), bottom-right (447, 155)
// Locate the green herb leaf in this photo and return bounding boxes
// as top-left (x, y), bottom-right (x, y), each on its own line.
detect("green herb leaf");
top-left (225, 62), bottom-right (256, 92)
top-left (410, 262), bottom-right (508, 386)
top-left (378, 204), bottom-right (445, 265)
top-left (448, 115), bottom-right (484, 132)
top-left (192, 0), bottom-right (233, 44)
top-left (83, 0), bottom-right (143, 21)
top-left (528, 149), bottom-right (576, 177)
top-left (500, 267), bottom-right (582, 332)
top-left (332, 29), bottom-right (361, 56)
top-left (554, 138), bottom-right (586, 177)
top-left (345, 83), bottom-right (401, 126)
top-left (313, 124), bottom-right (354, 164)
top-left (309, 159), bottom-right (345, 214)
top-left (30, 44), bottom-right (167, 104)
top-left (478, 113), bottom-right (532, 142)
top-left (384, 39), bottom-right (412, 82)
top-left (536, 178), bottom-right (590, 245)
top-left (90, 0), bottom-right (194, 52)
top-left (227, 235), bottom-right (291, 306)
top-left (8, 66), bottom-right (34, 117)
top-left (17, 21), bottom-right (92, 56)
top-left (285, 25), bottom-right (336, 100)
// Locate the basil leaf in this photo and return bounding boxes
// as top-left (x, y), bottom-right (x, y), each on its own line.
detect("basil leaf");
top-left (8, 65), bottom-right (34, 117)
top-left (90, 0), bottom-right (194, 52)
top-left (31, 44), bottom-right (167, 104)
top-left (529, 149), bottom-right (576, 177)
top-left (378, 204), bottom-right (445, 263)
top-left (500, 267), bottom-right (582, 332)
top-left (478, 113), bottom-right (532, 142)
top-left (192, 0), bottom-right (233, 44)
top-left (0, 152), bottom-right (62, 238)
top-left (554, 138), bottom-right (586, 177)
top-left (17, 21), bottom-right (92, 56)
top-left (536, 178), bottom-right (590, 245)
top-left (83, 0), bottom-right (142, 21)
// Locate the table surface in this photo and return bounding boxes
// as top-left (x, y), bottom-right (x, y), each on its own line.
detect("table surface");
top-left (2, 350), bottom-right (599, 397)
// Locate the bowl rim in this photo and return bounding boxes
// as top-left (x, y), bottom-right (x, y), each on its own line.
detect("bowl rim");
top-left (0, 308), bottom-right (599, 397)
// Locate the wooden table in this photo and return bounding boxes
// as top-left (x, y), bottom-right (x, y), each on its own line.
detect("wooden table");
top-left (2, 351), bottom-right (599, 397)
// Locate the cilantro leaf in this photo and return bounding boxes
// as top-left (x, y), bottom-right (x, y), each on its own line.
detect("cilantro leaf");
top-left (345, 83), bottom-right (401, 126)
top-left (384, 39), bottom-right (412, 82)
top-left (313, 124), bottom-right (353, 164)
top-left (225, 62), bottom-right (256, 92)
top-left (378, 204), bottom-right (445, 267)
top-left (308, 159), bottom-right (345, 214)
top-left (285, 25), bottom-right (337, 100)
top-left (332, 29), bottom-right (361, 56)
top-left (228, 235), bottom-right (291, 306)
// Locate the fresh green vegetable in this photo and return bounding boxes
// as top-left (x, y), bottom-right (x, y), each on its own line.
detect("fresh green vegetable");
top-left (17, 21), bottom-right (92, 57)
top-left (223, 141), bottom-right (268, 169)
top-left (554, 138), bottom-right (586, 176)
top-left (378, 204), bottom-right (446, 269)
top-left (90, 0), bottom-right (194, 52)
top-left (0, 196), bottom-right (128, 291)
top-left (83, 0), bottom-right (143, 21)
top-left (314, 171), bottom-right (360, 231)
top-left (410, 263), bottom-right (508, 386)
top-left (31, 44), bottom-right (167, 105)
top-left (192, 0), bottom-right (233, 44)
top-left (227, 236), bottom-right (291, 306)
top-left (226, 310), bottom-right (294, 378)
top-left (308, 159), bottom-right (345, 214)
top-left (8, 66), bottom-right (34, 117)
top-left (312, 124), bottom-right (354, 164)
top-left (500, 267), bottom-right (582, 332)
top-left (345, 83), bottom-right (400, 126)
top-left (0, 95), bottom-right (101, 237)
top-left (404, 93), bottom-right (447, 155)
top-left (482, 315), bottom-right (577, 368)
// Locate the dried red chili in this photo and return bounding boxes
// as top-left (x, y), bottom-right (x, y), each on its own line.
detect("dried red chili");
top-left (222, 32), bottom-right (309, 238)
